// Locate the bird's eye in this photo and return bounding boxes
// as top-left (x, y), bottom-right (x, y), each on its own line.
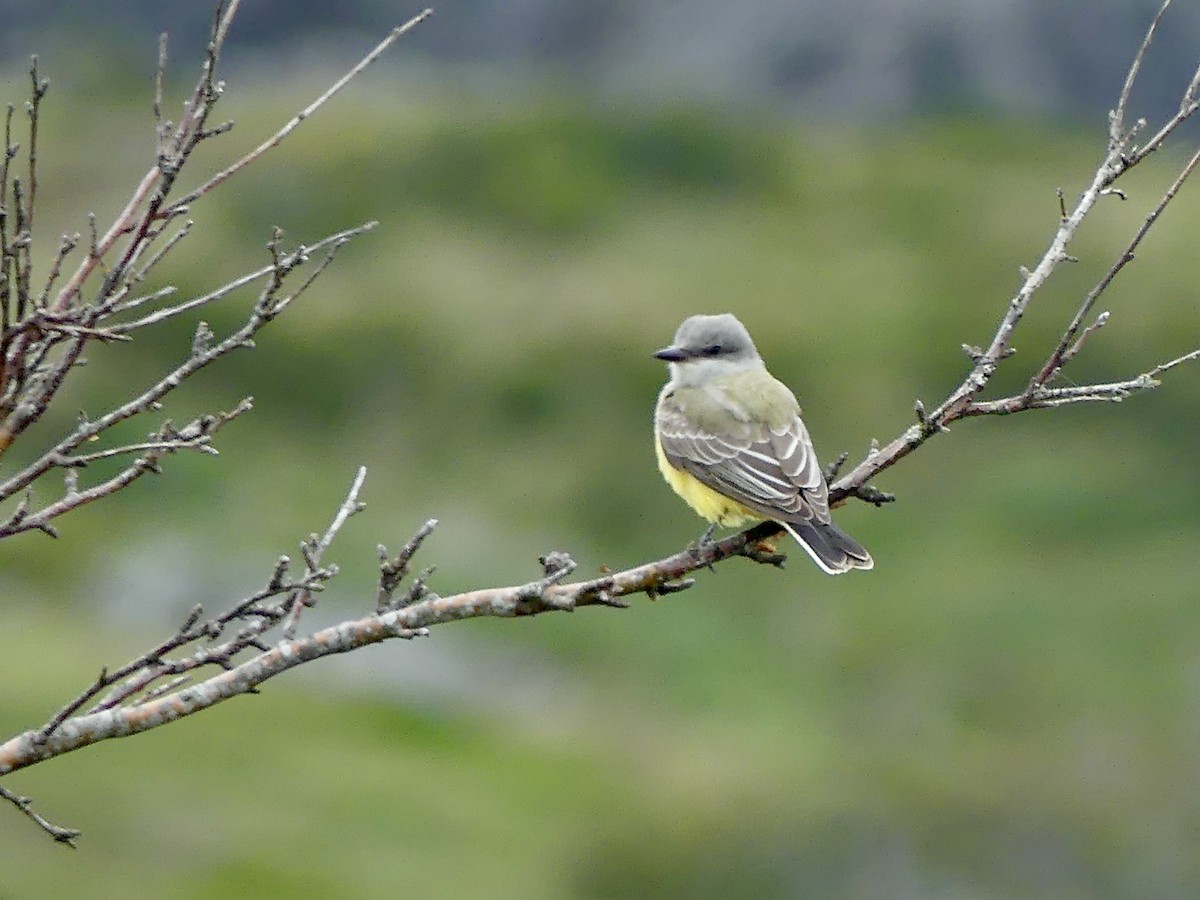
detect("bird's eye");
top-left (703, 344), bottom-right (722, 356)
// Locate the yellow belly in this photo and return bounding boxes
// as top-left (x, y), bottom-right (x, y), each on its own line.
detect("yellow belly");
top-left (655, 436), bottom-right (760, 527)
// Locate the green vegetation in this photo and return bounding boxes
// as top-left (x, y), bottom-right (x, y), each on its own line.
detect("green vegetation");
top-left (2, 83), bottom-right (1199, 898)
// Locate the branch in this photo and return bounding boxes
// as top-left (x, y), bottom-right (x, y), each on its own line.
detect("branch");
top-left (0, 3), bottom-right (429, 459)
top-left (107, 221), bottom-right (369, 334)
top-left (0, 400), bottom-right (253, 539)
top-left (0, 784), bottom-right (79, 847)
top-left (0, 475), bottom-right (784, 798)
top-left (163, 9), bottom-right (434, 214)
top-left (1033, 141), bottom-right (1200, 388)
top-left (828, 0), bottom-right (1200, 502)
top-left (281, 465), bottom-right (368, 637)
top-left (45, 1), bottom-right (243, 317)
top-left (0, 222), bottom-right (373, 538)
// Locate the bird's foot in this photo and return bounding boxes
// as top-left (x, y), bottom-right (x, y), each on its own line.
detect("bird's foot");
top-left (688, 524), bottom-right (719, 571)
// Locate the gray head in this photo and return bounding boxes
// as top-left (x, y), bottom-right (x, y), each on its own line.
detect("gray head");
top-left (655, 313), bottom-right (761, 362)
top-left (654, 314), bottom-right (763, 385)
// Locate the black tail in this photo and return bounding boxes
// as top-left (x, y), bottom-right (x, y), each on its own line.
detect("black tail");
top-left (780, 519), bottom-right (873, 575)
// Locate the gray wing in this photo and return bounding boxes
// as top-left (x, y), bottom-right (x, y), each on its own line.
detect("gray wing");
top-left (656, 392), bottom-right (831, 526)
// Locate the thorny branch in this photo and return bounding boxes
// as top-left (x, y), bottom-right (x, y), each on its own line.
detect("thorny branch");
top-left (3, 0), bottom-right (1200, 850)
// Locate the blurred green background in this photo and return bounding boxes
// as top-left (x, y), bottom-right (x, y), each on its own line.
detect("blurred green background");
top-left (3, 7), bottom-right (1200, 900)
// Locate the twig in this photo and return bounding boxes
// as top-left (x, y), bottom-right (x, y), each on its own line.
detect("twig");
top-left (1110, 0), bottom-right (1170, 149)
top-left (1033, 142), bottom-right (1200, 388)
top-left (828, 3), bottom-right (1200, 502)
top-left (163, 9), bottom-right (434, 215)
top-left (281, 466), bottom-right (368, 637)
top-left (0, 507), bottom-right (785, 786)
top-left (1060, 311), bottom-right (1109, 366)
top-left (0, 785), bottom-right (79, 846)
top-left (377, 518), bottom-right (439, 611)
top-left (84, 558), bottom-right (328, 714)
top-left (154, 33), bottom-right (169, 151)
top-left (108, 223), bottom-right (371, 333)
top-left (0, 222), bottom-right (370, 525)
top-left (1147, 346), bottom-right (1200, 376)
top-left (0, 400), bottom-right (253, 539)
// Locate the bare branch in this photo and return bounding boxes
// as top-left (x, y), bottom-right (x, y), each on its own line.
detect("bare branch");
top-left (164, 9), bottom-right (434, 214)
top-left (281, 466), bottom-right (368, 636)
top-left (828, 3), bottom-right (1200, 502)
top-left (109, 222), bottom-right (371, 333)
top-left (1033, 142), bottom-right (1200, 388)
top-left (0, 785), bottom-right (79, 847)
top-left (109, 285), bottom-right (178, 317)
top-left (0, 400), bottom-right (251, 539)
top-left (0, 0), bottom-right (429, 470)
top-left (1147, 346), bottom-right (1200, 377)
top-left (23, 56), bottom-right (48, 235)
top-left (0, 103), bottom-right (15, 338)
top-left (0, 485), bottom-right (789, 789)
top-left (1111, 0), bottom-right (1170, 149)
top-left (0, 6), bottom-right (248, 459)
top-left (1060, 310), bottom-right (1109, 367)
top-left (85, 560), bottom-right (326, 714)
top-left (32, 231), bottom-right (80, 309)
top-left (154, 33), bottom-right (169, 150)
top-left (123, 219), bottom-right (192, 296)
top-left (0, 220), bottom-right (371, 526)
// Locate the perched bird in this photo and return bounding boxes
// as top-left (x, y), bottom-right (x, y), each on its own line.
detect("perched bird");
top-left (653, 313), bottom-right (873, 575)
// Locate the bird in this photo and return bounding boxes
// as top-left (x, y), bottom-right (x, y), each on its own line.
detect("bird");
top-left (653, 313), bottom-right (873, 574)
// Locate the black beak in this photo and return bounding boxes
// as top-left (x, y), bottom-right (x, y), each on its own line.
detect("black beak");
top-left (653, 345), bottom-right (689, 362)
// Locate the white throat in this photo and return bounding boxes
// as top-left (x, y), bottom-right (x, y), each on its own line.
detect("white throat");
top-left (667, 355), bottom-right (762, 389)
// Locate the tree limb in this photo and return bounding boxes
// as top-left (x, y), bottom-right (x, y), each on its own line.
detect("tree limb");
top-left (826, 0), bottom-right (1200, 505)
top-left (0, 477), bottom-right (784, 786)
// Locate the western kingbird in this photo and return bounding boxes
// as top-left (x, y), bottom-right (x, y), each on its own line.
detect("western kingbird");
top-left (654, 313), bottom-right (873, 575)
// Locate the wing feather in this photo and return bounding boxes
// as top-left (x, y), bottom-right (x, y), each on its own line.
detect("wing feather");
top-left (656, 390), bottom-right (831, 525)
